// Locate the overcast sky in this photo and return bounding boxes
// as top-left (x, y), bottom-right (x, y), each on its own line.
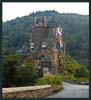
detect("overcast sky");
top-left (2, 2), bottom-right (89, 22)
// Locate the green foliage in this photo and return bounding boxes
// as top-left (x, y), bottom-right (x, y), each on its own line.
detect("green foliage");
top-left (65, 55), bottom-right (79, 79)
top-left (3, 55), bottom-right (41, 87)
top-left (74, 66), bottom-right (89, 78)
top-left (64, 71), bottom-right (75, 81)
top-left (77, 77), bottom-right (88, 83)
top-left (26, 55), bottom-right (35, 64)
top-left (3, 54), bottom-right (21, 86)
top-left (36, 75), bottom-right (63, 87)
top-left (2, 10), bottom-right (89, 85)
top-left (64, 55), bottom-right (89, 83)
top-left (3, 11), bottom-right (89, 66)
top-left (15, 62), bottom-right (38, 86)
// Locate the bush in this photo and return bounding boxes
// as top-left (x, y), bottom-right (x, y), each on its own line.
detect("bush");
top-left (36, 75), bottom-right (63, 87)
top-left (15, 62), bottom-right (38, 86)
top-left (64, 71), bottom-right (75, 81)
top-left (26, 56), bottom-right (35, 64)
top-left (3, 55), bottom-right (41, 87)
top-left (74, 66), bottom-right (89, 78)
top-left (3, 55), bottom-right (21, 87)
top-left (78, 77), bottom-right (88, 83)
top-left (64, 70), bottom-right (89, 83)
top-left (64, 55), bottom-right (89, 83)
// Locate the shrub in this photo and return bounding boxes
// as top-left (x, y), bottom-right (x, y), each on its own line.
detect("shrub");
top-left (78, 77), bottom-right (88, 82)
top-left (36, 75), bottom-right (63, 87)
top-left (64, 71), bottom-right (75, 81)
top-left (26, 56), bottom-right (35, 64)
top-left (74, 66), bottom-right (89, 78)
top-left (15, 62), bottom-right (38, 86)
top-left (64, 55), bottom-right (89, 83)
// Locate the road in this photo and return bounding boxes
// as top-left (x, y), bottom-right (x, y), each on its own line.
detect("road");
top-left (47, 82), bottom-right (89, 98)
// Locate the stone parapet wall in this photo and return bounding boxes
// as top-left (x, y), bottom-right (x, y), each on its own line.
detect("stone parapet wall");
top-left (2, 85), bottom-right (52, 98)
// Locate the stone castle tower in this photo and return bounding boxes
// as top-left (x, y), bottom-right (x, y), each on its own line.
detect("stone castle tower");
top-left (30, 16), bottom-right (65, 75)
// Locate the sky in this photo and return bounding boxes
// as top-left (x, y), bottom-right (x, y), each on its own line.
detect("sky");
top-left (2, 2), bottom-right (89, 22)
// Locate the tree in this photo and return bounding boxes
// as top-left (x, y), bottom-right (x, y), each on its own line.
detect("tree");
top-left (3, 55), bottom-right (20, 87)
top-left (3, 11), bottom-right (89, 66)
top-left (16, 62), bottom-right (38, 86)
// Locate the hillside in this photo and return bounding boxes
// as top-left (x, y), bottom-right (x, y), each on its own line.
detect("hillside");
top-left (2, 10), bottom-right (89, 66)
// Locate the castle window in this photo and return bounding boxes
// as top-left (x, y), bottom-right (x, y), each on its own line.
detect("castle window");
top-left (30, 42), bottom-right (34, 50)
top-left (42, 41), bottom-right (46, 48)
top-left (41, 55), bottom-right (45, 58)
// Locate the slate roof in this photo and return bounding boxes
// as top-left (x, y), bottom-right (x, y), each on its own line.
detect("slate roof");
top-left (16, 49), bottom-right (30, 56)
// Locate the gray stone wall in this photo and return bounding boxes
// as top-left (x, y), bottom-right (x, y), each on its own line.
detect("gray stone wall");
top-left (2, 85), bottom-right (53, 98)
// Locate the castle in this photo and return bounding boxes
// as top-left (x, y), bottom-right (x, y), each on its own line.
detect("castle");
top-left (29, 16), bottom-right (65, 75)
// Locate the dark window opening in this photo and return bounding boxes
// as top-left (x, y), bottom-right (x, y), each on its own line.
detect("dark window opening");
top-left (41, 55), bottom-right (45, 58)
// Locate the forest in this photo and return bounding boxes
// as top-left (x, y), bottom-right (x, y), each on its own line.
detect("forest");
top-left (2, 10), bottom-right (89, 87)
top-left (2, 10), bottom-right (89, 67)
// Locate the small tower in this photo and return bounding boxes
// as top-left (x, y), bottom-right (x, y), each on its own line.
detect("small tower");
top-left (35, 16), bottom-right (37, 24)
top-left (43, 16), bottom-right (47, 27)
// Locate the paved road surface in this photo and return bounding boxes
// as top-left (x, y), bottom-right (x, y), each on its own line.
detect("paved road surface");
top-left (47, 82), bottom-right (89, 98)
